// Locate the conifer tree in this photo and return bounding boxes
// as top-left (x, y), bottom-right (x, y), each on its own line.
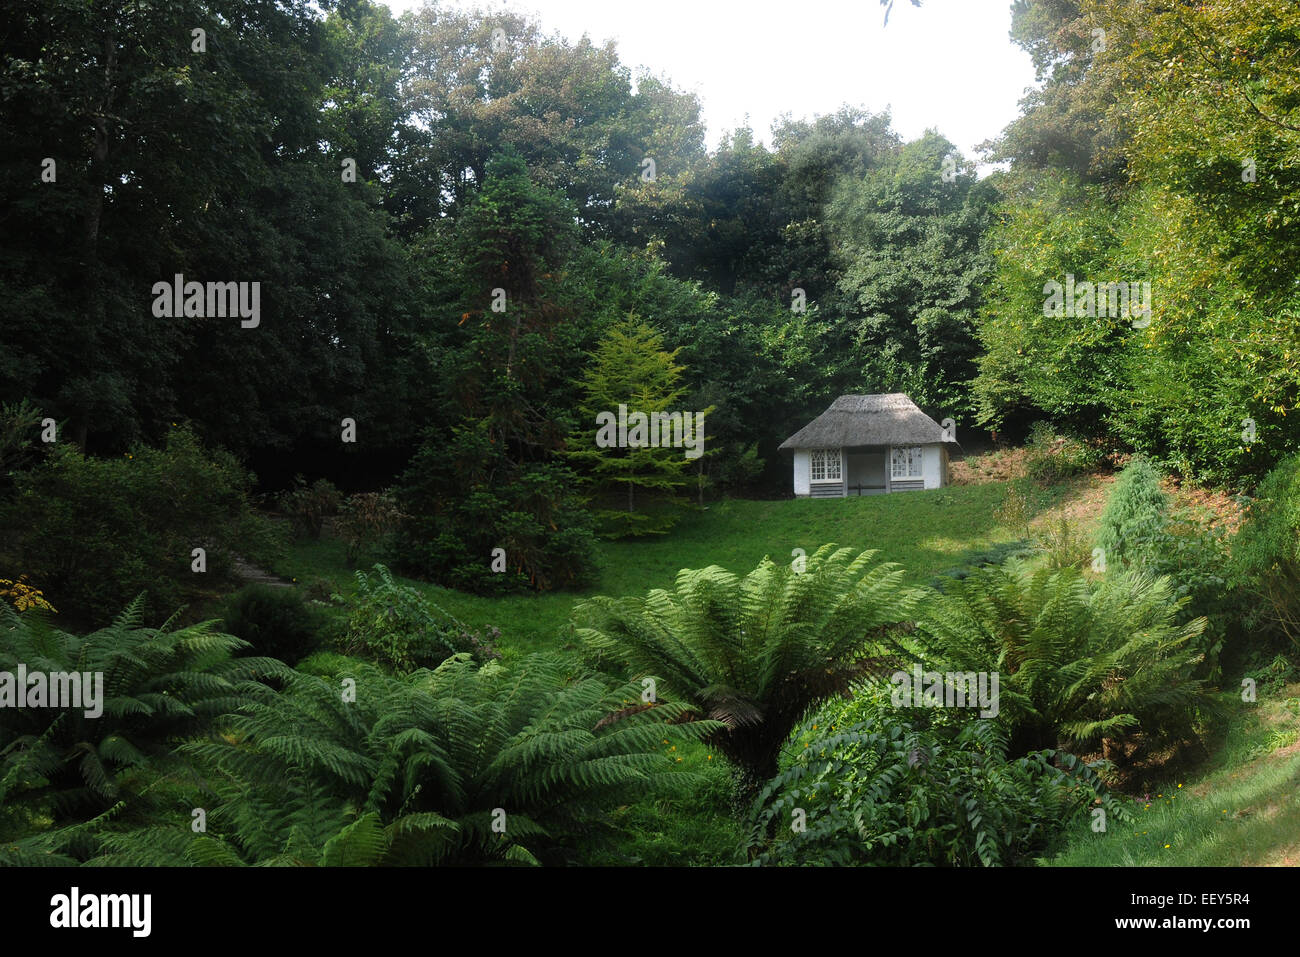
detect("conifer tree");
top-left (566, 318), bottom-right (710, 537)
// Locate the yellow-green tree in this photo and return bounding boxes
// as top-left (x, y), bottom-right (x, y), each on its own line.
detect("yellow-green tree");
top-left (565, 318), bottom-right (711, 537)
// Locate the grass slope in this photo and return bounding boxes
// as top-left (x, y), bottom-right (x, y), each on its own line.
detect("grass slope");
top-left (1046, 686), bottom-right (1300, 867)
top-left (276, 479), bottom-right (1082, 660)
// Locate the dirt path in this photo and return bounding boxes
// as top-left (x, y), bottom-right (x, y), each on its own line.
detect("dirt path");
top-left (231, 557), bottom-right (294, 588)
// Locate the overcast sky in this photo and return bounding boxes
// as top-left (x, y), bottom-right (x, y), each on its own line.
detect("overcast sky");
top-left (378, 0), bottom-right (1038, 163)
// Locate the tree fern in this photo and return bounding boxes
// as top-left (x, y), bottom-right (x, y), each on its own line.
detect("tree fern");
top-left (905, 558), bottom-right (1210, 760)
top-left (0, 597), bottom-right (290, 841)
top-left (169, 654), bottom-right (722, 866)
top-left (573, 544), bottom-right (921, 801)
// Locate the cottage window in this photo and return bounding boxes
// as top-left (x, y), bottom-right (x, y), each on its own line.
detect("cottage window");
top-left (810, 448), bottom-right (842, 482)
top-left (891, 445), bottom-right (923, 479)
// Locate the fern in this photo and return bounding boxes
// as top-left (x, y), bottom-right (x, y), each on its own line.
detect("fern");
top-left (904, 558), bottom-right (1211, 760)
top-left (166, 654), bottom-right (723, 866)
top-left (573, 544), bottom-right (921, 801)
top-left (0, 597), bottom-right (290, 845)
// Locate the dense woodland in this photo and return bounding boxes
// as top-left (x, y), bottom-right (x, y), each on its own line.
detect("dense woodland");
top-left (2, 0), bottom-right (1299, 868)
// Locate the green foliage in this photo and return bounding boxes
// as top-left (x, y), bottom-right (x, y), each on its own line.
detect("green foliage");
top-left (0, 0), bottom-right (430, 460)
top-left (337, 490), bottom-right (404, 566)
top-left (910, 559), bottom-right (1211, 761)
top-left (824, 132), bottom-right (995, 418)
top-left (1232, 453), bottom-right (1300, 650)
top-left (0, 398), bottom-right (48, 493)
top-left (574, 544), bottom-right (922, 800)
top-left (581, 746), bottom-right (746, 865)
top-left (993, 481), bottom-right (1034, 540)
top-left (1035, 517), bottom-right (1093, 571)
top-left (333, 564), bottom-right (495, 672)
top-left (1095, 456), bottom-right (1169, 566)
top-left (977, 0), bottom-right (1300, 484)
top-left (278, 477), bottom-right (343, 540)
top-left (398, 430), bottom-right (601, 594)
top-left (171, 655), bottom-right (722, 866)
top-left (220, 584), bottom-right (328, 666)
top-left (747, 682), bottom-right (1124, 866)
top-left (0, 425), bottom-right (281, 627)
top-left (1023, 423), bottom-right (1106, 485)
top-left (0, 597), bottom-right (288, 852)
top-left (1095, 459), bottom-right (1235, 661)
top-left (398, 150), bottom-right (601, 593)
top-left (564, 317), bottom-right (709, 537)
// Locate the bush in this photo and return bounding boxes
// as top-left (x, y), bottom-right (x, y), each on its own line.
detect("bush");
top-left (574, 545), bottom-right (922, 804)
top-left (1024, 422), bottom-right (1105, 484)
top-left (0, 426), bottom-right (281, 627)
top-left (1036, 517), bottom-right (1093, 571)
top-left (294, 650), bottom-right (367, 678)
top-left (1232, 453), bottom-right (1300, 650)
top-left (993, 480), bottom-right (1033, 538)
top-left (909, 558), bottom-right (1212, 763)
top-left (1091, 458), bottom-right (1236, 669)
top-left (333, 564), bottom-right (496, 672)
top-left (746, 682), bottom-right (1124, 866)
top-left (397, 427), bottom-right (601, 594)
top-left (0, 398), bottom-right (48, 494)
top-left (166, 654), bottom-right (721, 866)
top-left (337, 490), bottom-right (404, 565)
top-left (1095, 456), bottom-right (1169, 566)
top-left (220, 584), bottom-right (327, 666)
top-left (0, 597), bottom-right (289, 852)
top-left (278, 476), bottom-right (343, 540)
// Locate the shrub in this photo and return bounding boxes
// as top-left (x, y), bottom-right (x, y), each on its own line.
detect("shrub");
top-left (574, 545), bottom-right (922, 804)
top-left (1130, 513), bottom-right (1236, 672)
top-left (1091, 459), bottom-right (1236, 668)
top-left (909, 558), bottom-right (1212, 763)
top-left (0, 426), bottom-right (280, 627)
top-left (1232, 452), bottom-right (1300, 650)
top-left (0, 596), bottom-right (289, 855)
top-left (220, 584), bottom-right (327, 666)
top-left (746, 682), bottom-right (1124, 866)
top-left (166, 655), bottom-right (720, 866)
top-left (993, 480), bottom-right (1033, 539)
top-left (0, 398), bottom-right (48, 493)
top-left (337, 490), bottom-right (404, 565)
top-left (1036, 517), bottom-right (1093, 571)
top-left (1024, 422), bottom-right (1105, 484)
top-left (332, 564), bottom-right (494, 672)
top-left (397, 427), bottom-right (601, 594)
top-left (278, 476), bottom-right (343, 540)
top-left (298, 575), bottom-right (339, 603)
top-left (293, 650), bottom-right (367, 678)
top-left (1095, 456), bottom-right (1169, 567)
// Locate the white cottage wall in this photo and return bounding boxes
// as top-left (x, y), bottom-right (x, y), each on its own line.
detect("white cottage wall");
top-left (793, 449), bottom-right (810, 496)
top-left (922, 444), bottom-right (945, 489)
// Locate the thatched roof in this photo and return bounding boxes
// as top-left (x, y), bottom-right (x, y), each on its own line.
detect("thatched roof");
top-left (778, 394), bottom-right (952, 450)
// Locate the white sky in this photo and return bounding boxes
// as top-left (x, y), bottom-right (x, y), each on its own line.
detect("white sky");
top-left (378, 0), bottom-right (1037, 163)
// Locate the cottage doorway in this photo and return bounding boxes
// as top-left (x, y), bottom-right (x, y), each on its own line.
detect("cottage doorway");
top-left (844, 447), bottom-right (887, 496)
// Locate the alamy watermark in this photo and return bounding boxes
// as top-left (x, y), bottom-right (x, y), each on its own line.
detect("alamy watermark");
top-left (890, 665), bottom-right (999, 718)
top-left (595, 404), bottom-right (704, 459)
top-left (151, 274), bottom-right (260, 328)
top-left (1043, 274), bottom-right (1151, 327)
top-left (0, 665), bottom-right (103, 718)
top-left (50, 887), bottom-right (150, 937)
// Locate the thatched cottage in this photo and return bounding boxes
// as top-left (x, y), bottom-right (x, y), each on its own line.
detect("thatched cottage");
top-left (779, 394), bottom-right (955, 497)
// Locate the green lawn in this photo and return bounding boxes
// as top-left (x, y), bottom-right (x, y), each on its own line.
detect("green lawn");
top-left (274, 478), bottom-right (1080, 660)
top-left (1045, 686), bottom-right (1300, 867)
top-left (262, 476), bottom-right (1298, 866)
